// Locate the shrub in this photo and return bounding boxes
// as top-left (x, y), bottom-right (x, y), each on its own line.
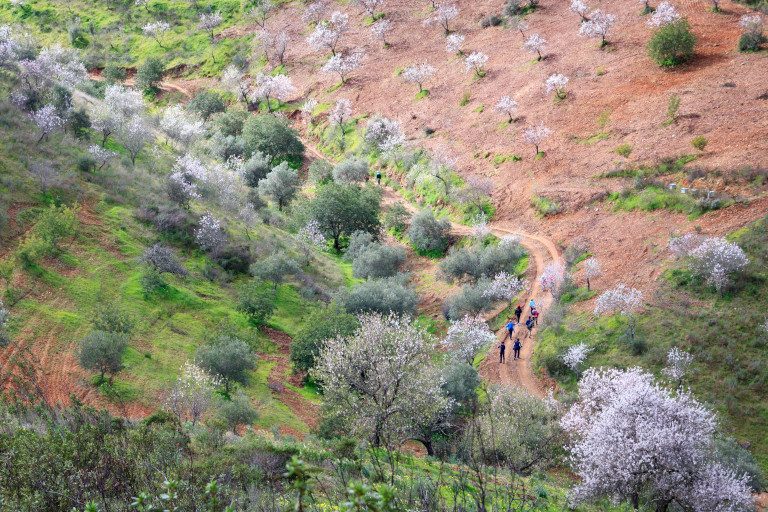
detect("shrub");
top-left (77, 330), bottom-right (129, 383)
top-left (187, 90), bottom-right (226, 121)
top-left (439, 242), bottom-right (525, 283)
top-left (92, 301), bottom-right (135, 335)
top-left (290, 303), bottom-right (359, 374)
top-left (336, 275), bottom-right (418, 316)
top-left (481, 14), bottom-right (503, 28)
top-left (408, 209), bottom-right (450, 254)
top-left (647, 19), bottom-right (696, 67)
top-left (332, 158), bottom-right (369, 184)
top-left (218, 392), bottom-right (258, 430)
top-left (69, 108), bottom-right (91, 140)
top-left (531, 196), bottom-right (562, 217)
top-left (77, 154), bottom-right (96, 173)
top-left (140, 243), bottom-right (189, 276)
top-left (140, 265), bottom-right (168, 294)
top-left (614, 143), bottom-right (633, 158)
top-left (102, 63), bottom-right (127, 84)
top-left (442, 361), bottom-right (480, 411)
top-left (237, 279), bottom-right (277, 325)
top-left (35, 204), bottom-right (79, 253)
top-left (691, 135), bottom-right (708, 151)
top-left (715, 437), bottom-right (767, 492)
top-left (384, 203), bottom-right (409, 237)
top-left (308, 160), bottom-right (333, 185)
top-left (352, 243), bottom-right (407, 279)
top-left (738, 32), bottom-right (767, 52)
top-left (250, 253), bottom-right (298, 289)
top-left (345, 231), bottom-right (375, 261)
top-left (444, 279), bottom-right (495, 320)
top-left (210, 133), bottom-right (246, 161)
top-left (241, 151), bottom-right (271, 188)
top-left (212, 245), bottom-right (252, 275)
top-left (135, 56), bottom-right (165, 93)
top-left (258, 162), bottom-right (299, 211)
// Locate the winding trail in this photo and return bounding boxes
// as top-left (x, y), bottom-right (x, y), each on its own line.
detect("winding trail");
top-left (303, 140), bottom-right (561, 397)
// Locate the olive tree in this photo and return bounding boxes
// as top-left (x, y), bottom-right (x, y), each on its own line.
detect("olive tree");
top-left (258, 162), bottom-right (299, 211)
top-left (195, 336), bottom-right (257, 393)
top-left (78, 330), bottom-right (128, 383)
top-left (310, 183), bottom-right (382, 251)
top-left (408, 208), bottom-right (450, 254)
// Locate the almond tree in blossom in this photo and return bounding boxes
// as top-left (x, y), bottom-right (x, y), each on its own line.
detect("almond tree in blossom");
top-left (584, 257), bottom-right (602, 291)
top-left (661, 347), bottom-right (694, 389)
top-left (253, 73), bottom-right (296, 112)
top-left (365, 115), bottom-right (405, 153)
top-left (494, 95), bottom-right (518, 122)
top-left (424, 2), bottom-right (458, 35)
top-left (464, 51), bottom-right (488, 78)
top-left (262, 30), bottom-right (289, 64)
top-left (302, 1), bottom-right (329, 25)
top-left (648, 2), bottom-right (681, 27)
top-left (247, 0), bottom-right (275, 30)
top-left (198, 11), bottom-right (222, 42)
top-left (483, 271), bottom-right (527, 310)
top-left (294, 219), bottom-right (327, 265)
top-left (356, 0), bottom-right (385, 18)
top-left (540, 261), bottom-right (567, 298)
top-left (195, 212), bottom-right (226, 251)
top-left (522, 124), bottom-right (552, 155)
top-left (670, 235), bottom-right (749, 296)
top-left (142, 21), bottom-right (171, 48)
top-left (522, 33), bottom-right (547, 60)
top-left (322, 50), bottom-right (363, 84)
top-left (164, 361), bottom-right (221, 427)
top-left (311, 312), bottom-right (450, 452)
top-left (370, 19), bottom-right (392, 47)
top-left (443, 315), bottom-right (496, 364)
top-left (402, 62), bottom-right (435, 92)
top-left (594, 284), bottom-right (643, 339)
top-left (307, 11), bottom-right (348, 56)
top-left (445, 33), bottom-right (465, 54)
top-left (562, 367), bottom-right (753, 511)
top-left (579, 9), bottom-right (616, 47)
top-left (570, 0), bottom-right (590, 22)
top-left (562, 342), bottom-right (592, 377)
top-left (30, 104), bottom-right (63, 142)
top-left (544, 73), bottom-right (569, 100)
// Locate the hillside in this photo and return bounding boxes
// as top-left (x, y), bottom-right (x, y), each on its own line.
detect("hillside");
top-left (1, 0), bottom-right (768, 509)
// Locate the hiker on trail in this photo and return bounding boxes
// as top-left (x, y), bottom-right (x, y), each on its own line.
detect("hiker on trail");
top-left (506, 319), bottom-right (516, 340)
top-left (525, 316), bottom-right (534, 337)
top-left (376, 171), bottom-right (382, 185)
top-left (514, 304), bottom-right (523, 323)
top-left (532, 308), bottom-right (539, 326)
top-left (529, 298), bottom-right (536, 310)
top-left (499, 340), bottom-right (506, 363)
top-left (513, 339), bottom-right (521, 360)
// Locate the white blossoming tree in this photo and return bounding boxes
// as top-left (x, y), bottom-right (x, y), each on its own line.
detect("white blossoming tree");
top-left (370, 19), bottom-right (392, 47)
top-left (301, 97), bottom-right (319, 123)
top-left (579, 9), bottom-right (616, 47)
top-left (322, 50), bottom-right (363, 84)
top-left (164, 361), bottom-right (221, 426)
top-left (330, 98), bottom-right (352, 134)
top-left (562, 367), bottom-right (752, 511)
top-left (584, 257), bottom-right (601, 291)
top-left (671, 236), bottom-right (749, 296)
top-left (594, 284), bottom-right (643, 339)
top-left (311, 313), bottom-right (450, 452)
top-left (444, 315), bottom-right (496, 364)
top-left (570, 0), bottom-right (589, 21)
top-left (356, 0), bottom-right (385, 19)
top-left (463, 51), bottom-right (488, 78)
top-left (424, 2), bottom-right (458, 35)
top-left (87, 145), bottom-right (117, 171)
top-left (483, 271), bottom-right (527, 310)
top-left (365, 116), bottom-right (405, 153)
top-left (522, 33), bottom-right (547, 60)
top-left (195, 212), bottom-right (226, 251)
top-left (247, 0), bottom-right (275, 30)
top-left (262, 30), bottom-right (289, 65)
top-left (294, 219), bottom-right (327, 264)
top-left (252, 73), bottom-right (296, 112)
top-left (740, 14), bottom-right (764, 39)
top-left (522, 124), bottom-right (552, 155)
top-left (661, 347), bottom-right (694, 388)
top-left (302, 1), bottom-right (328, 25)
top-left (494, 95), bottom-right (518, 123)
top-left (445, 33), bottom-right (465, 54)
top-left (198, 11), bottom-right (222, 41)
top-left (307, 11), bottom-right (348, 56)
top-left (540, 261), bottom-right (567, 299)
top-left (648, 1), bottom-right (680, 27)
top-left (142, 21), bottom-right (171, 48)
top-left (30, 104), bottom-right (63, 143)
top-left (562, 343), bottom-right (592, 377)
top-left (402, 62), bottom-right (435, 93)
top-left (544, 73), bottom-right (569, 100)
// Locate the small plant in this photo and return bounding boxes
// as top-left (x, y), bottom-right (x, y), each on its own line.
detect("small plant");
top-left (531, 195), bottom-right (562, 217)
top-left (738, 14), bottom-right (766, 53)
top-left (596, 65), bottom-right (606, 76)
top-left (459, 92), bottom-right (471, 106)
top-left (596, 110), bottom-right (612, 130)
top-left (665, 93), bottom-right (680, 125)
top-left (691, 135), bottom-right (708, 152)
top-left (615, 143), bottom-right (633, 158)
top-left (647, 19), bottom-right (696, 67)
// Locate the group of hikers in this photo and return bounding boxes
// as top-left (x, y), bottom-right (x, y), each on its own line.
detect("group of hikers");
top-left (498, 299), bottom-right (540, 364)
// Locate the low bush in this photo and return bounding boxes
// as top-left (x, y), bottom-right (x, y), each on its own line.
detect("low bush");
top-left (439, 242), bottom-right (525, 283)
top-left (647, 19), bottom-right (696, 67)
top-left (336, 275), bottom-right (418, 316)
top-left (530, 196), bottom-right (562, 217)
top-left (738, 32), bottom-right (767, 52)
top-left (408, 209), bottom-right (450, 255)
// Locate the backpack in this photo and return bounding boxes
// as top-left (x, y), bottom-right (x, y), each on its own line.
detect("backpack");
top-left (513, 341), bottom-right (521, 350)
top-left (526, 319), bottom-right (533, 328)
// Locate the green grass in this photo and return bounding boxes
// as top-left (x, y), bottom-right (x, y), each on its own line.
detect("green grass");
top-left (573, 132), bottom-right (610, 145)
top-left (607, 187), bottom-right (728, 219)
top-left (531, 195), bottom-right (562, 217)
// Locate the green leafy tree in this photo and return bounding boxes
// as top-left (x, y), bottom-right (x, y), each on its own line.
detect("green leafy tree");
top-left (77, 330), bottom-right (129, 383)
top-left (196, 336), bottom-right (257, 392)
top-left (310, 183), bottom-right (382, 251)
top-left (136, 57), bottom-right (165, 93)
top-left (647, 19), bottom-right (696, 67)
top-left (249, 252), bottom-right (299, 290)
top-left (242, 115), bottom-right (304, 163)
top-left (237, 278), bottom-right (276, 325)
top-left (408, 208), bottom-right (450, 254)
top-left (68, 108), bottom-right (91, 140)
top-left (186, 90), bottom-right (226, 121)
top-left (258, 162), bottom-right (299, 211)
top-left (290, 302), bottom-right (359, 374)
top-left (35, 204), bottom-right (79, 253)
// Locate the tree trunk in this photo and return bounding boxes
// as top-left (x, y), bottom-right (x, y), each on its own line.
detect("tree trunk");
top-left (586, 277), bottom-right (591, 291)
